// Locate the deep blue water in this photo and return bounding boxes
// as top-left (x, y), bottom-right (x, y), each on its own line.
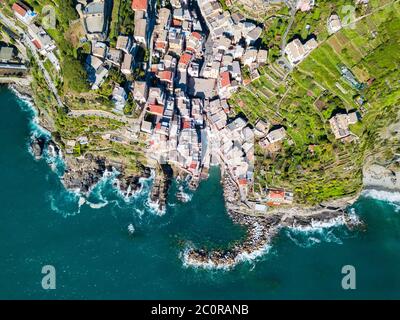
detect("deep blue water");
top-left (0, 87), bottom-right (400, 299)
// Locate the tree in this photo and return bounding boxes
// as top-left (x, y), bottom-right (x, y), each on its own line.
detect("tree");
top-left (62, 55), bottom-right (89, 93)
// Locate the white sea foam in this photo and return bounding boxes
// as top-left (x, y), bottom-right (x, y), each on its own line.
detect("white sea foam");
top-left (181, 242), bottom-right (272, 271)
top-left (178, 190), bottom-right (193, 203)
top-left (284, 212), bottom-right (360, 247)
top-left (146, 198), bottom-right (166, 216)
top-left (48, 190), bottom-right (83, 217)
top-left (78, 197), bottom-right (86, 206)
top-left (234, 243), bottom-right (272, 265)
top-left (288, 215), bottom-right (348, 233)
top-left (181, 247), bottom-right (231, 271)
top-left (182, 222), bottom-right (275, 270)
top-left (362, 189), bottom-right (400, 204)
top-left (10, 87), bottom-right (51, 139)
top-left (87, 201), bottom-right (108, 209)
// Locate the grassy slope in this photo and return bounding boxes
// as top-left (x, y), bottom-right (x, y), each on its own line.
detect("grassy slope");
top-left (231, 0), bottom-right (400, 204)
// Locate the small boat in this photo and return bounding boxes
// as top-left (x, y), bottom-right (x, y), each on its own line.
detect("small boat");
top-left (127, 224), bottom-right (135, 235)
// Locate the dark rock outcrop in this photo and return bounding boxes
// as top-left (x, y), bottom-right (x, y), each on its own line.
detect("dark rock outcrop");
top-left (62, 154), bottom-right (107, 194)
top-left (30, 137), bottom-right (46, 160)
top-left (118, 175), bottom-right (142, 197)
top-left (149, 164), bottom-right (173, 213)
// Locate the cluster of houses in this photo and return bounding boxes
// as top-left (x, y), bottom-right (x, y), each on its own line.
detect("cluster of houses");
top-left (131, 0), bottom-right (148, 45)
top-left (198, 0), bottom-right (268, 84)
top-left (80, 0), bottom-right (143, 114)
top-left (85, 33), bottom-right (135, 110)
top-left (259, 126), bottom-right (287, 153)
top-left (11, 1), bottom-right (60, 71)
top-left (129, 0), bottom-right (268, 194)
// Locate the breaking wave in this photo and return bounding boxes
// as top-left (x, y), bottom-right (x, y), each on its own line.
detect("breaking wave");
top-left (10, 87), bottom-right (51, 139)
top-left (285, 210), bottom-right (360, 248)
top-left (362, 188), bottom-right (400, 203)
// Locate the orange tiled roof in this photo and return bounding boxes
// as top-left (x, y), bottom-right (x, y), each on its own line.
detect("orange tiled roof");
top-left (32, 39), bottom-right (41, 49)
top-left (182, 120), bottom-right (191, 129)
top-left (267, 202), bottom-right (281, 206)
top-left (159, 70), bottom-right (173, 82)
top-left (12, 3), bottom-right (27, 16)
top-left (191, 32), bottom-right (202, 40)
top-left (269, 190), bottom-right (285, 199)
top-left (155, 41), bottom-right (166, 50)
top-left (172, 19), bottom-right (182, 27)
top-left (220, 71), bottom-right (230, 88)
top-left (148, 104), bottom-right (164, 115)
top-left (189, 162), bottom-right (197, 170)
top-left (179, 53), bottom-right (192, 66)
top-left (131, 0), bottom-right (148, 11)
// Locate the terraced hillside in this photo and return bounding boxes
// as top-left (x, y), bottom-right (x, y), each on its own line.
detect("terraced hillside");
top-left (231, 0), bottom-right (400, 204)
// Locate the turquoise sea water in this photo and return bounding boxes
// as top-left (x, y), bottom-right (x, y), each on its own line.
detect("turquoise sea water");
top-left (1, 87), bottom-right (400, 299)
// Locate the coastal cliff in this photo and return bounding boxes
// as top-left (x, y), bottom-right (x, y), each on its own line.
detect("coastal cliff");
top-left (62, 153), bottom-right (152, 197)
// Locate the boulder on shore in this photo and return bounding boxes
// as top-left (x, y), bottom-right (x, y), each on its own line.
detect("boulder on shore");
top-left (30, 137), bottom-right (46, 160)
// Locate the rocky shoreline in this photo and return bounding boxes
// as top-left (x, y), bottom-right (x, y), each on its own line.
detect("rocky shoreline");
top-left (62, 153), bottom-right (153, 198)
top-left (184, 206), bottom-right (361, 269)
top-left (183, 173), bottom-right (362, 269)
top-left (7, 82), bottom-right (154, 199)
top-left (7, 79), bottom-right (397, 270)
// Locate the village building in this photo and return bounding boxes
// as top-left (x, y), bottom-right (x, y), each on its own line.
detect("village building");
top-left (27, 24), bottom-right (57, 56)
top-left (254, 119), bottom-right (270, 137)
top-left (328, 14), bottom-right (342, 34)
top-left (132, 81), bottom-right (148, 104)
top-left (11, 2), bottom-right (37, 25)
top-left (116, 36), bottom-right (132, 53)
top-left (106, 48), bottom-right (123, 67)
top-left (134, 12), bottom-right (147, 45)
top-left (112, 85), bottom-right (128, 114)
top-left (242, 48), bottom-right (258, 66)
top-left (257, 50), bottom-right (268, 65)
top-left (266, 127), bottom-right (287, 144)
top-left (92, 41), bottom-right (108, 59)
top-left (285, 38), bottom-right (318, 66)
top-left (265, 188), bottom-right (294, 206)
top-left (77, 0), bottom-right (109, 41)
top-left (329, 112), bottom-right (359, 140)
top-left (0, 46), bottom-right (17, 63)
top-left (121, 53), bottom-right (133, 75)
top-left (297, 0), bottom-right (315, 12)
